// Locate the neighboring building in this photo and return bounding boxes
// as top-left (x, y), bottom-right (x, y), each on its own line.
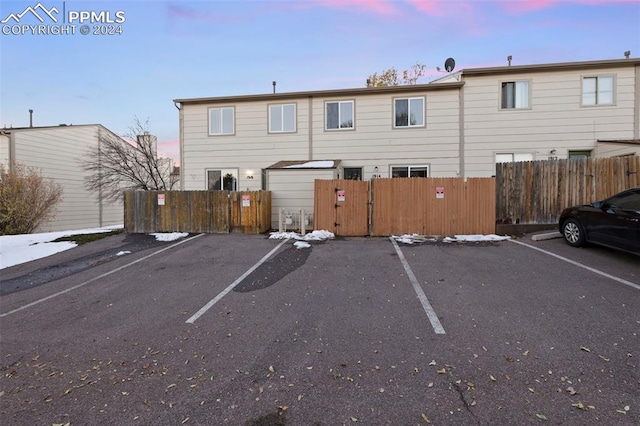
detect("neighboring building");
top-left (0, 124), bottom-right (124, 232)
top-left (174, 57), bottom-right (640, 228)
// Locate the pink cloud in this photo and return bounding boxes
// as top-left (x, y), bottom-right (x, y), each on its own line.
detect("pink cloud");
top-left (405, 0), bottom-right (442, 15)
top-left (158, 138), bottom-right (180, 165)
top-left (308, 0), bottom-right (400, 16)
top-left (501, 0), bottom-right (638, 14)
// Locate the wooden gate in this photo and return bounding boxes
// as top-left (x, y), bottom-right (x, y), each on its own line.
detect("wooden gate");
top-left (314, 179), bottom-right (370, 236)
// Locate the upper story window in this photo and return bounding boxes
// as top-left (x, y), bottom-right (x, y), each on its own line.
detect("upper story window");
top-left (501, 81), bottom-right (530, 109)
top-left (394, 97), bottom-right (425, 127)
top-left (209, 107), bottom-right (234, 135)
top-left (326, 100), bottom-right (354, 130)
top-left (582, 76), bottom-right (614, 106)
top-left (269, 103), bottom-right (296, 133)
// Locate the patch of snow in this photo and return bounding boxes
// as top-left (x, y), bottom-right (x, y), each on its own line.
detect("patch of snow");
top-left (0, 226), bottom-right (123, 270)
top-left (284, 160), bottom-right (335, 169)
top-left (269, 230), bottom-right (335, 242)
top-left (443, 234), bottom-right (511, 243)
top-left (269, 232), bottom-right (300, 240)
top-left (116, 250), bottom-right (131, 256)
top-left (393, 233), bottom-right (510, 244)
top-left (293, 241), bottom-right (311, 249)
top-left (150, 232), bottom-right (189, 242)
top-left (0, 225), bottom-right (191, 270)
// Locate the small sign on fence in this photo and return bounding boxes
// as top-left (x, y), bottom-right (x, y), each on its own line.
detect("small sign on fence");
top-left (242, 195), bottom-right (251, 207)
top-left (436, 186), bottom-right (445, 199)
top-left (158, 193), bottom-right (165, 206)
top-left (337, 190), bottom-right (346, 202)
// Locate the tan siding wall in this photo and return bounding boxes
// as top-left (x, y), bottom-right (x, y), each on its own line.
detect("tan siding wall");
top-left (180, 88), bottom-right (463, 195)
top-left (181, 101), bottom-right (310, 192)
top-left (11, 126), bottom-right (122, 232)
top-left (463, 66), bottom-right (638, 176)
top-left (310, 91), bottom-right (461, 177)
top-left (268, 169), bottom-right (336, 229)
top-left (596, 143), bottom-right (640, 157)
top-left (0, 134), bottom-right (9, 168)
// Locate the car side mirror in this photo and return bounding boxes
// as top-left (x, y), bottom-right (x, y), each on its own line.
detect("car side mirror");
top-left (591, 201), bottom-right (602, 209)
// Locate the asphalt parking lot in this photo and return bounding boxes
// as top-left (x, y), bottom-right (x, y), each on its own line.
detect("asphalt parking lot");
top-left (0, 232), bottom-right (638, 425)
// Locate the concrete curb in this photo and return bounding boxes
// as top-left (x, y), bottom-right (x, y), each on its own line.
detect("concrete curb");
top-left (531, 232), bottom-right (562, 241)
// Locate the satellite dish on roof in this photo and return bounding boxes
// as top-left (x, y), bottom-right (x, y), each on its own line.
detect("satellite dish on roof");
top-left (444, 57), bottom-right (456, 73)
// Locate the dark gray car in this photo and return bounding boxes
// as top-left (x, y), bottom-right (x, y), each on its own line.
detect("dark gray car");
top-left (559, 187), bottom-right (640, 255)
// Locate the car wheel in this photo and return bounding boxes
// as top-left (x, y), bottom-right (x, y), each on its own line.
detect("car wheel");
top-left (562, 218), bottom-right (585, 247)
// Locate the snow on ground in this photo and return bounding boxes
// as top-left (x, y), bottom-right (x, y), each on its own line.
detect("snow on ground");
top-left (392, 233), bottom-right (511, 244)
top-left (269, 230), bottom-right (335, 242)
top-left (151, 232), bottom-right (189, 241)
top-left (0, 226), bottom-right (186, 270)
top-left (1, 226), bottom-right (511, 269)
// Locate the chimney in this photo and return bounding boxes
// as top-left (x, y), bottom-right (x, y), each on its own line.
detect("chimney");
top-left (29, 109), bottom-right (33, 127)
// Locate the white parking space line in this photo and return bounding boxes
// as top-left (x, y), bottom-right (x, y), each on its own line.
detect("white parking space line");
top-left (186, 239), bottom-right (289, 324)
top-left (390, 237), bottom-right (446, 335)
top-left (0, 234), bottom-right (205, 318)
top-left (509, 239), bottom-right (640, 291)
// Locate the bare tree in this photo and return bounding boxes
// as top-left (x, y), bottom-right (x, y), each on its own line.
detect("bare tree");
top-left (82, 118), bottom-right (178, 202)
top-left (367, 62), bottom-right (427, 87)
top-left (0, 162), bottom-right (63, 234)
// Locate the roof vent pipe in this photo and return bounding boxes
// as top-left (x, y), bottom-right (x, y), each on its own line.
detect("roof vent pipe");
top-left (272, 81), bottom-right (276, 93)
top-left (507, 55), bottom-right (512, 66)
top-left (624, 50), bottom-right (631, 59)
top-left (29, 109), bottom-right (33, 127)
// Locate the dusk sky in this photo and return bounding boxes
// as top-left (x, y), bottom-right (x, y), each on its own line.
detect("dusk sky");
top-left (1, 0), bottom-right (639, 163)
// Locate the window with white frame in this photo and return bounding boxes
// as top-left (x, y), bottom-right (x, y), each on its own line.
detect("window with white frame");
top-left (501, 81), bottom-right (530, 109)
top-left (269, 103), bottom-right (296, 133)
top-left (209, 107), bottom-right (234, 135)
top-left (394, 97), bottom-right (425, 127)
top-left (391, 165), bottom-right (429, 178)
top-left (495, 153), bottom-right (533, 163)
top-left (582, 76), bottom-right (614, 106)
top-left (326, 100), bottom-right (354, 130)
top-left (207, 169), bottom-right (237, 191)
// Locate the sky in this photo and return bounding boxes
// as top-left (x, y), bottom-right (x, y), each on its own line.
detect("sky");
top-left (1, 0), bottom-right (639, 163)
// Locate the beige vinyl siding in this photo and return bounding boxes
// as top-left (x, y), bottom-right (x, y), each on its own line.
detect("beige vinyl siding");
top-left (311, 90), bottom-right (460, 177)
top-left (181, 101), bottom-right (310, 191)
top-left (268, 169), bottom-right (336, 229)
top-left (0, 134), bottom-right (9, 167)
top-left (596, 143), bottom-right (640, 157)
top-left (463, 66), bottom-right (637, 176)
top-left (10, 125), bottom-right (122, 232)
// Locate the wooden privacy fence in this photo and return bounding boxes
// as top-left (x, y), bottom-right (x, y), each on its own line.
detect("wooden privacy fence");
top-left (314, 177), bottom-right (496, 236)
top-left (496, 156), bottom-right (640, 225)
top-left (371, 178), bottom-right (496, 236)
top-left (314, 179), bottom-right (370, 236)
top-left (124, 190), bottom-right (271, 234)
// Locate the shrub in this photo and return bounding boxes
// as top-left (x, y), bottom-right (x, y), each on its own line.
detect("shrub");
top-left (0, 163), bottom-right (63, 235)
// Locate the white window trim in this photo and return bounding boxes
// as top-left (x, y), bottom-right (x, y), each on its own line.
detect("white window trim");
top-left (325, 100), bottom-right (355, 131)
top-left (206, 168), bottom-right (239, 191)
top-left (581, 74), bottom-right (615, 107)
top-left (495, 153), bottom-right (533, 163)
top-left (390, 164), bottom-right (430, 177)
top-left (499, 80), bottom-right (531, 110)
top-left (393, 96), bottom-right (426, 128)
top-left (268, 103), bottom-right (297, 133)
top-left (208, 107), bottom-right (235, 136)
